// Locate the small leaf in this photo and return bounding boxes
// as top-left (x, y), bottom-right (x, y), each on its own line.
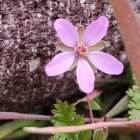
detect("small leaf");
top-left (0, 120), bottom-right (35, 139)
top-left (127, 86), bottom-right (140, 120)
top-left (85, 100), bottom-right (101, 110)
top-left (119, 135), bottom-right (133, 140)
top-left (52, 99), bottom-right (92, 140)
top-left (93, 128), bottom-right (108, 140)
top-left (128, 110), bottom-right (140, 120)
top-left (0, 120), bottom-right (45, 139)
top-left (78, 130), bottom-right (92, 140)
top-left (2, 129), bottom-right (29, 140)
top-left (106, 95), bottom-right (128, 118)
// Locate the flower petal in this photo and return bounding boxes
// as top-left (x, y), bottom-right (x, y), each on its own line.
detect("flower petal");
top-left (88, 40), bottom-right (105, 52)
top-left (55, 41), bottom-right (73, 52)
top-left (54, 19), bottom-right (78, 47)
top-left (45, 52), bottom-right (75, 76)
top-left (88, 51), bottom-right (124, 75)
top-left (84, 16), bottom-right (109, 46)
top-left (76, 58), bottom-right (95, 93)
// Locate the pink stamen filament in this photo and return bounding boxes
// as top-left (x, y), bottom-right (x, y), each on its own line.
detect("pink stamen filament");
top-left (75, 44), bottom-right (88, 57)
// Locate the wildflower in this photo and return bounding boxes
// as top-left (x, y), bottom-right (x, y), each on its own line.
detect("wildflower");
top-left (45, 16), bottom-right (124, 93)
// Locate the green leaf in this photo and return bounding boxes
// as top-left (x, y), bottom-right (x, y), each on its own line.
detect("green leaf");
top-left (106, 95), bottom-right (128, 118)
top-left (93, 128), bottom-right (108, 140)
top-left (0, 120), bottom-right (45, 139)
top-left (78, 130), bottom-right (92, 140)
top-left (52, 99), bottom-right (92, 140)
top-left (0, 120), bottom-right (34, 139)
top-left (119, 135), bottom-right (133, 140)
top-left (127, 86), bottom-right (140, 120)
top-left (2, 129), bottom-right (29, 140)
top-left (85, 100), bottom-right (101, 110)
top-left (128, 110), bottom-right (140, 120)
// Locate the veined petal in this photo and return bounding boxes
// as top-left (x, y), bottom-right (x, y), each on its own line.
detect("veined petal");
top-left (76, 58), bottom-right (95, 94)
top-left (87, 51), bottom-right (124, 75)
top-left (88, 40), bottom-right (105, 52)
top-left (54, 19), bottom-right (78, 47)
top-left (84, 16), bottom-right (109, 46)
top-left (45, 52), bottom-right (75, 76)
top-left (55, 41), bottom-right (74, 52)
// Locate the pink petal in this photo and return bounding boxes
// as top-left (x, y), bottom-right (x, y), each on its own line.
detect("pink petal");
top-left (88, 51), bottom-right (124, 75)
top-left (54, 19), bottom-right (78, 47)
top-left (76, 58), bottom-right (95, 94)
top-left (84, 16), bottom-right (109, 46)
top-left (45, 52), bottom-right (75, 76)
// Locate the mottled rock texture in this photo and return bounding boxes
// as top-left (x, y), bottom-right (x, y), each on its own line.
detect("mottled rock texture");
top-left (0, 0), bottom-right (138, 112)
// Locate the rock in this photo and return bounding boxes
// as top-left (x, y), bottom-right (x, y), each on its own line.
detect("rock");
top-left (0, 0), bottom-right (136, 112)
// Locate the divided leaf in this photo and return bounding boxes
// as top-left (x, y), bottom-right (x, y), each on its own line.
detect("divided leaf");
top-left (51, 99), bottom-right (91, 140)
top-left (127, 86), bottom-right (140, 120)
top-left (93, 128), bottom-right (108, 140)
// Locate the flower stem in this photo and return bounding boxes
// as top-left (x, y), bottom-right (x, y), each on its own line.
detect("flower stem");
top-left (87, 94), bottom-right (94, 123)
top-left (0, 112), bottom-right (51, 121)
top-left (24, 120), bottom-right (140, 134)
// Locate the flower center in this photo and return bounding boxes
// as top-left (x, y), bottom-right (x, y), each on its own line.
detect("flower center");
top-left (75, 44), bottom-right (88, 57)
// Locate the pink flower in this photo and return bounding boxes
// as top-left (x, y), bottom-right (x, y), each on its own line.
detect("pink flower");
top-left (45, 16), bottom-right (124, 94)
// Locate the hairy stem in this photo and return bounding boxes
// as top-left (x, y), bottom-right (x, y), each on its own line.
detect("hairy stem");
top-left (87, 94), bottom-right (94, 123)
top-left (0, 112), bottom-right (128, 123)
top-left (23, 120), bottom-right (140, 134)
top-left (0, 112), bottom-right (51, 121)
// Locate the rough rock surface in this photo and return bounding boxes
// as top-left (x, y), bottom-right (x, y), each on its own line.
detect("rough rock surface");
top-left (0, 0), bottom-right (138, 112)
